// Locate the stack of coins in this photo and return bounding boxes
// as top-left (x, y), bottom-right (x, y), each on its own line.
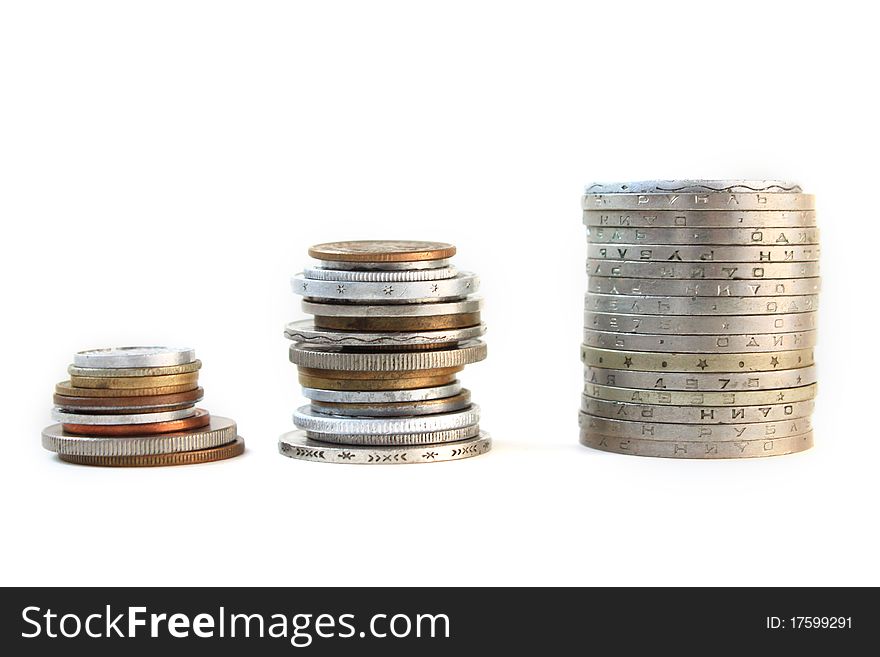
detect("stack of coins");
top-left (579, 181), bottom-right (819, 459)
top-left (279, 240), bottom-right (491, 464)
top-left (43, 347), bottom-right (245, 466)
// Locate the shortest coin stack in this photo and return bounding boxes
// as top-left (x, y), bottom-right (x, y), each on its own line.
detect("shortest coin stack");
top-left (43, 347), bottom-right (245, 466)
top-left (279, 240), bottom-right (491, 464)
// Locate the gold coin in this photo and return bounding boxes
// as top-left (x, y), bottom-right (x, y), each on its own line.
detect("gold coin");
top-left (314, 313), bottom-right (481, 331)
top-left (57, 437), bottom-right (245, 467)
top-left (55, 381), bottom-right (199, 398)
top-left (308, 240), bottom-right (456, 263)
top-left (67, 360), bottom-right (202, 378)
top-left (298, 373), bottom-right (458, 391)
top-left (68, 371), bottom-right (200, 389)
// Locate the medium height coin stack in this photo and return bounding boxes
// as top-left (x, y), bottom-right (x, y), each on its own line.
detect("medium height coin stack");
top-left (579, 181), bottom-right (819, 459)
top-left (279, 240), bottom-right (491, 464)
top-left (43, 347), bottom-right (244, 466)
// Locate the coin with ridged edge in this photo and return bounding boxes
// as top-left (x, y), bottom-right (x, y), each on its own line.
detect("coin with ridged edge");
top-left (42, 416), bottom-right (238, 456)
top-left (58, 437), bottom-right (245, 467)
top-left (53, 387), bottom-right (205, 411)
top-left (293, 405), bottom-right (479, 435)
top-left (301, 382), bottom-right (462, 403)
top-left (54, 381), bottom-right (199, 397)
top-left (61, 408), bottom-right (212, 436)
top-left (302, 265), bottom-right (458, 282)
top-left (67, 360), bottom-right (202, 378)
top-left (289, 341), bottom-right (486, 371)
top-left (308, 240), bottom-right (456, 263)
top-left (311, 391), bottom-right (472, 417)
top-left (285, 320), bottom-right (486, 347)
top-left (305, 424), bottom-right (481, 446)
top-left (51, 407), bottom-right (196, 425)
top-left (279, 430), bottom-right (490, 464)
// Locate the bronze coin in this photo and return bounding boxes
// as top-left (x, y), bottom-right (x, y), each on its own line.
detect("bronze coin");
top-left (67, 360), bottom-right (202, 378)
top-left (62, 408), bottom-right (210, 436)
top-left (53, 388), bottom-right (205, 411)
top-left (314, 313), bottom-right (481, 331)
top-left (57, 437), bottom-right (245, 467)
top-left (55, 381), bottom-right (199, 398)
top-left (298, 373), bottom-right (458, 391)
top-left (308, 240), bottom-right (456, 263)
top-left (68, 371), bottom-right (200, 390)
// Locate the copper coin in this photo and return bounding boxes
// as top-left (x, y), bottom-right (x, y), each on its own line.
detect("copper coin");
top-left (53, 387), bottom-right (205, 411)
top-left (62, 408), bottom-right (211, 436)
top-left (308, 240), bottom-right (456, 263)
top-left (55, 381), bottom-right (199, 398)
top-left (57, 437), bottom-right (245, 467)
top-left (314, 313), bottom-right (481, 332)
top-left (68, 371), bottom-right (200, 389)
top-left (298, 372), bottom-right (458, 391)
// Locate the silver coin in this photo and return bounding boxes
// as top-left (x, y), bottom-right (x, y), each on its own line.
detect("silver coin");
top-left (302, 265), bottom-right (458, 282)
top-left (580, 398), bottom-right (814, 424)
top-left (586, 276), bottom-right (821, 297)
top-left (302, 297), bottom-right (482, 318)
top-left (302, 382), bottom-right (463, 403)
top-left (587, 259), bottom-right (820, 280)
top-left (293, 272), bottom-right (479, 303)
top-left (587, 243), bottom-right (820, 263)
top-left (311, 391), bottom-right (472, 417)
top-left (305, 425), bottom-right (481, 445)
top-left (582, 382), bottom-right (817, 407)
top-left (52, 400), bottom-right (203, 414)
top-left (584, 310), bottom-right (818, 334)
top-left (289, 340), bottom-right (487, 371)
top-left (584, 293), bottom-right (818, 315)
top-left (582, 329), bottom-right (818, 353)
top-left (278, 430), bottom-right (491, 464)
top-left (293, 405), bottom-right (480, 435)
top-left (583, 180), bottom-right (803, 195)
top-left (42, 417), bottom-right (237, 456)
top-left (73, 347), bottom-right (196, 369)
top-left (580, 431), bottom-right (813, 459)
top-left (284, 320), bottom-right (486, 347)
top-left (587, 226), bottom-right (819, 246)
top-left (51, 407), bottom-right (196, 425)
top-left (582, 191), bottom-right (814, 211)
top-left (583, 209), bottom-right (817, 228)
top-left (578, 412), bottom-right (813, 440)
top-left (314, 258), bottom-right (452, 271)
top-left (584, 365), bottom-right (818, 391)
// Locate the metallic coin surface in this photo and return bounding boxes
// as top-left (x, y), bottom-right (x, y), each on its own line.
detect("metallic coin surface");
top-left (68, 371), bottom-right (200, 390)
top-left (289, 341), bottom-right (486, 371)
top-left (308, 240), bottom-right (456, 263)
top-left (298, 366), bottom-right (463, 381)
top-left (51, 407), bottom-right (196, 425)
top-left (587, 260), bottom-right (821, 280)
top-left (587, 243), bottom-right (820, 262)
top-left (67, 360), bottom-right (202, 378)
top-left (580, 431), bottom-right (813, 459)
top-left (298, 372), bottom-right (458, 391)
top-left (582, 191), bottom-right (814, 211)
top-left (314, 313), bottom-right (482, 331)
top-left (294, 272), bottom-right (478, 303)
top-left (582, 383), bottom-right (817, 407)
top-left (584, 311), bottom-right (819, 335)
top-left (58, 437), bottom-right (245, 467)
top-left (303, 297), bottom-right (482, 318)
top-left (53, 387), bottom-right (205, 411)
top-left (54, 381), bottom-right (199, 398)
top-left (293, 405), bottom-right (480, 435)
top-left (582, 329), bottom-right (818, 353)
top-left (584, 365), bottom-right (817, 391)
top-left (301, 382), bottom-right (462, 403)
top-left (586, 277), bottom-right (821, 297)
top-left (314, 258), bottom-right (453, 271)
top-left (581, 346), bottom-right (814, 373)
top-left (61, 408), bottom-right (211, 436)
top-left (583, 180), bottom-right (803, 195)
top-left (42, 416), bottom-right (238, 456)
top-left (285, 320), bottom-right (486, 347)
top-left (580, 397), bottom-right (814, 423)
top-left (306, 425), bottom-right (481, 446)
top-left (302, 265), bottom-right (458, 282)
top-left (584, 292), bottom-right (818, 315)
top-left (586, 226), bottom-right (820, 246)
top-left (582, 209), bottom-right (817, 228)
top-left (311, 391), bottom-right (472, 418)
top-left (279, 430), bottom-right (490, 464)
top-left (73, 347), bottom-right (196, 369)
top-left (579, 412), bottom-right (813, 440)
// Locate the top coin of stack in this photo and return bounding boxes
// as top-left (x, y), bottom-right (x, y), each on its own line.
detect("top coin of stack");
top-left (279, 240), bottom-right (491, 464)
top-left (43, 346), bottom-right (244, 466)
top-left (579, 181), bottom-right (819, 459)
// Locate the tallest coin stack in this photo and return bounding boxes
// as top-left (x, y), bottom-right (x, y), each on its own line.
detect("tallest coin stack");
top-left (579, 181), bottom-right (819, 459)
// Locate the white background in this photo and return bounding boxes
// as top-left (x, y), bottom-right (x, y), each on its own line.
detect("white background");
top-left (1, 0), bottom-right (877, 587)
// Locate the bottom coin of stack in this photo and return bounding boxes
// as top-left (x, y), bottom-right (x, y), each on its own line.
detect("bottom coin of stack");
top-left (42, 346), bottom-right (244, 466)
top-left (279, 239), bottom-right (491, 464)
